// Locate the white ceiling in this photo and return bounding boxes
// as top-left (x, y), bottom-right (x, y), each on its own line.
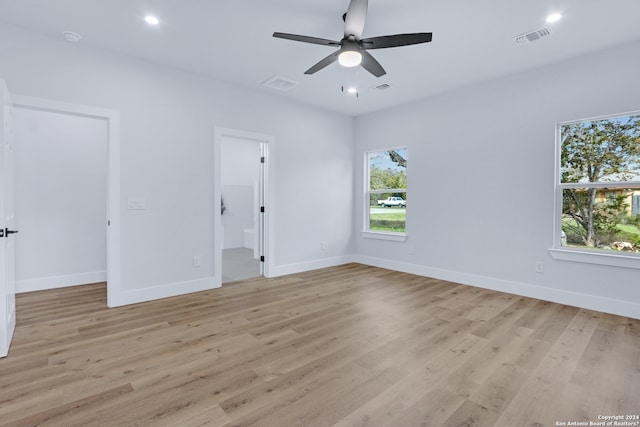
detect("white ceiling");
top-left (1, 0), bottom-right (640, 116)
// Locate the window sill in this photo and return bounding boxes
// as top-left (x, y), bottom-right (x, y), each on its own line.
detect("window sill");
top-left (362, 231), bottom-right (408, 242)
top-left (549, 247), bottom-right (640, 270)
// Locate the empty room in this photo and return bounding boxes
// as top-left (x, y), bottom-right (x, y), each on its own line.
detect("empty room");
top-left (0, 1), bottom-right (639, 426)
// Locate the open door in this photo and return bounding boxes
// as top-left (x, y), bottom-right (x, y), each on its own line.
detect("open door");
top-left (215, 127), bottom-right (272, 284)
top-left (0, 79), bottom-right (16, 358)
top-left (253, 143), bottom-right (267, 269)
top-left (253, 179), bottom-right (260, 260)
top-left (257, 143), bottom-right (266, 274)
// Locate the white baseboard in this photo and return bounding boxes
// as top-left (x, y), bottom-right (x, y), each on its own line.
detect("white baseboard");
top-left (353, 255), bottom-right (640, 320)
top-left (108, 277), bottom-right (219, 308)
top-left (17, 271), bottom-right (107, 293)
top-left (268, 255), bottom-right (355, 278)
top-left (24, 256), bottom-right (638, 319)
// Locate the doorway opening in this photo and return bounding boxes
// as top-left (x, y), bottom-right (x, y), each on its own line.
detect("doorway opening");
top-left (12, 95), bottom-right (121, 306)
top-left (214, 128), bottom-right (272, 284)
top-left (14, 107), bottom-right (107, 292)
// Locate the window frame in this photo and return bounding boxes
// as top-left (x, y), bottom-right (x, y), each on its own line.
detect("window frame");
top-left (362, 147), bottom-right (408, 242)
top-left (551, 110), bottom-right (640, 269)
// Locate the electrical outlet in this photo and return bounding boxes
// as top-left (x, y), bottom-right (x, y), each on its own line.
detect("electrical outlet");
top-left (535, 261), bottom-right (544, 274)
top-left (321, 241), bottom-right (327, 250)
top-left (408, 245), bottom-right (415, 255)
top-left (193, 256), bottom-right (201, 268)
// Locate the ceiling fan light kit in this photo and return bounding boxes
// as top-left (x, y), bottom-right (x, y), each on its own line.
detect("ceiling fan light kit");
top-left (273, 0), bottom-right (432, 78)
top-left (338, 50), bottom-right (362, 67)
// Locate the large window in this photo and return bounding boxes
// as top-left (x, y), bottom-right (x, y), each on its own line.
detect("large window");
top-left (556, 112), bottom-right (640, 257)
top-left (365, 148), bottom-right (407, 237)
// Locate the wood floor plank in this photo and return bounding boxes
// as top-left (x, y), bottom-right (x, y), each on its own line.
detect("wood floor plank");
top-left (386, 387), bottom-right (467, 427)
top-left (219, 340), bottom-right (383, 420)
top-left (253, 366), bottom-right (406, 427)
top-left (5, 384), bottom-right (134, 427)
top-left (334, 334), bottom-right (489, 427)
top-left (494, 308), bottom-right (602, 426)
top-left (0, 263), bottom-right (638, 426)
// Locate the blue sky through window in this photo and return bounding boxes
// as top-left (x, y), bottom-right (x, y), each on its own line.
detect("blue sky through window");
top-left (370, 148), bottom-right (407, 173)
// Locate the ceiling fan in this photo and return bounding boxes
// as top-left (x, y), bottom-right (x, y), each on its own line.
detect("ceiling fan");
top-left (273, 0), bottom-right (432, 78)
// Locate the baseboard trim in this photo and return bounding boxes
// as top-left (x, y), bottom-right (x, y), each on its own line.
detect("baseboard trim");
top-left (26, 256), bottom-right (638, 319)
top-left (108, 277), bottom-right (219, 308)
top-left (268, 255), bottom-right (355, 278)
top-left (17, 271), bottom-right (107, 293)
top-left (353, 255), bottom-right (640, 320)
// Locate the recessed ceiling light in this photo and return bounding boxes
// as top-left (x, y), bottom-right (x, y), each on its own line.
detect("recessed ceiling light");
top-left (347, 87), bottom-right (358, 94)
top-left (145, 16), bottom-right (160, 25)
top-left (546, 13), bottom-right (562, 23)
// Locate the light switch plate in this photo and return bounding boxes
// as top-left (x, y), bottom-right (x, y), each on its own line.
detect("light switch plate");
top-left (127, 197), bottom-right (146, 210)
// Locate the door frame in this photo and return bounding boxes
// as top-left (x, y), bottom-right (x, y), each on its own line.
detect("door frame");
top-left (214, 127), bottom-right (273, 282)
top-left (1, 79), bottom-right (15, 357)
top-left (12, 95), bottom-right (121, 306)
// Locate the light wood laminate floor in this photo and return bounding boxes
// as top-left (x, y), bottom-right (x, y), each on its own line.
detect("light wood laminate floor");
top-left (1, 263), bottom-right (638, 426)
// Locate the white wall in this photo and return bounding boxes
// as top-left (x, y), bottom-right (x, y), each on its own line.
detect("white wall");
top-left (221, 185), bottom-right (254, 249)
top-left (222, 136), bottom-right (261, 186)
top-left (221, 136), bottom-right (260, 249)
top-left (13, 108), bottom-right (107, 292)
top-left (354, 40), bottom-right (640, 319)
top-left (4, 21), bottom-right (637, 318)
top-left (0, 23), bottom-right (355, 304)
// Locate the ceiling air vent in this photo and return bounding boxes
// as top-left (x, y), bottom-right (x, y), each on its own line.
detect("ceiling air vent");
top-left (262, 76), bottom-right (300, 92)
top-left (513, 27), bottom-right (552, 45)
top-left (375, 83), bottom-right (391, 91)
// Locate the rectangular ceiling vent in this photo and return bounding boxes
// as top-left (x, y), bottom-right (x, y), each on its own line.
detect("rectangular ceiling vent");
top-left (375, 83), bottom-right (391, 91)
top-left (513, 27), bottom-right (552, 45)
top-left (262, 76), bottom-right (300, 92)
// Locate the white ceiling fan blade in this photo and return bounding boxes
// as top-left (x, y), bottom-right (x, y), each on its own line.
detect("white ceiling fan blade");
top-left (344, 0), bottom-right (368, 39)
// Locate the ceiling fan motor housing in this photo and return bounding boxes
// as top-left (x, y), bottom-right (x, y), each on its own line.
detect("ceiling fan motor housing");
top-left (273, 0), bottom-right (432, 77)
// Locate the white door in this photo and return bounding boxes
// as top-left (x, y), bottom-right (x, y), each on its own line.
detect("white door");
top-left (257, 143), bottom-right (266, 274)
top-left (253, 142), bottom-right (266, 265)
top-left (252, 179), bottom-right (260, 260)
top-left (0, 79), bottom-right (16, 358)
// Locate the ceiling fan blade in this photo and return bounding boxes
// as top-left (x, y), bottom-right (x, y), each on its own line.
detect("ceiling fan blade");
top-left (360, 50), bottom-right (386, 78)
top-left (344, 0), bottom-right (368, 39)
top-left (361, 33), bottom-right (433, 49)
top-left (273, 32), bottom-right (340, 47)
top-left (304, 50), bottom-right (341, 75)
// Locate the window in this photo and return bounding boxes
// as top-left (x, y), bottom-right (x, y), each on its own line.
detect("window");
top-left (364, 148), bottom-right (407, 238)
top-left (556, 112), bottom-right (640, 259)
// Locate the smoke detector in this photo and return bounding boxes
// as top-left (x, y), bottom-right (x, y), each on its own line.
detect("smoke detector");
top-left (513, 27), bottom-right (551, 45)
top-left (62, 31), bottom-right (82, 43)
